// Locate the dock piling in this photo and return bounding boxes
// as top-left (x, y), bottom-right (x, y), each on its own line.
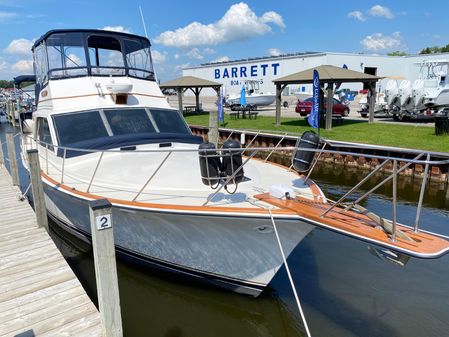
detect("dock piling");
top-left (6, 132), bottom-right (19, 187)
top-left (89, 199), bottom-right (123, 337)
top-left (27, 149), bottom-right (49, 231)
top-left (0, 138), bottom-right (4, 166)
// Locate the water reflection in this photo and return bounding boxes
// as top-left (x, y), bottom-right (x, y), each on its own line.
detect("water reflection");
top-left (50, 223), bottom-right (305, 337)
top-left (312, 162), bottom-right (449, 210)
top-left (2, 123), bottom-right (449, 337)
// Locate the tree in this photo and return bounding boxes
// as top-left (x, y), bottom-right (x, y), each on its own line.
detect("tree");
top-left (419, 44), bottom-right (449, 54)
top-left (387, 51), bottom-right (408, 56)
top-left (0, 80), bottom-right (13, 88)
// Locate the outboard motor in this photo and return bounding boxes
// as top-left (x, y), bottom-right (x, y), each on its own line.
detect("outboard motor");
top-left (198, 142), bottom-right (221, 186)
top-left (292, 131), bottom-right (320, 172)
top-left (221, 139), bottom-right (244, 184)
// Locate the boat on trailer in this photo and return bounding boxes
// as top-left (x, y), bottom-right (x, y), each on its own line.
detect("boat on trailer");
top-left (21, 29), bottom-right (449, 297)
top-left (225, 80), bottom-right (276, 110)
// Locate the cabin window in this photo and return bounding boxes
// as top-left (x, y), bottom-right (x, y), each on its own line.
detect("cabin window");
top-left (88, 35), bottom-right (125, 76)
top-left (52, 108), bottom-right (191, 148)
top-left (124, 38), bottom-right (154, 79)
top-left (46, 33), bottom-right (88, 79)
top-left (104, 109), bottom-right (156, 135)
top-left (53, 110), bottom-right (109, 146)
top-left (36, 117), bottom-right (54, 150)
top-left (34, 44), bottom-right (48, 85)
top-left (149, 109), bottom-right (190, 134)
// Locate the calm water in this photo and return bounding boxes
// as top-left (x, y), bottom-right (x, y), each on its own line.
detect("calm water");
top-left (2, 123), bottom-right (449, 337)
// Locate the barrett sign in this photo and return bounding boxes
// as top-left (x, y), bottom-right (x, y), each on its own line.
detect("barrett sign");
top-left (214, 63), bottom-right (280, 79)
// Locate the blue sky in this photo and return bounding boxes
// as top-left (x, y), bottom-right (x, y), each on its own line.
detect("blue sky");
top-left (0, 0), bottom-right (447, 81)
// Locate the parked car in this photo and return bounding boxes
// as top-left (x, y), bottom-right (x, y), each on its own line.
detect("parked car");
top-left (295, 97), bottom-right (350, 117)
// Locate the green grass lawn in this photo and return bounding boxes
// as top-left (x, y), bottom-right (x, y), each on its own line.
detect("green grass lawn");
top-left (184, 112), bottom-right (449, 153)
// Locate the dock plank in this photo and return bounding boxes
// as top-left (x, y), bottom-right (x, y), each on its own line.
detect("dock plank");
top-left (0, 167), bottom-right (103, 336)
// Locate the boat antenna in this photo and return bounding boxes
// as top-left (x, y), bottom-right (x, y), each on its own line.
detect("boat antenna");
top-left (139, 5), bottom-right (159, 83)
top-left (139, 5), bottom-right (148, 38)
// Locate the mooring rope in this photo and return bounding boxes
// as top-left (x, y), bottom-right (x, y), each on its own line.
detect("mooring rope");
top-left (268, 209), bottom-right (312, 337)
top-left (19, 182), bottom-right (32, 201)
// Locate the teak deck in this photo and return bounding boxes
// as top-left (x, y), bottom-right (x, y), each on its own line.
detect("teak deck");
top-left (0, 167), bottom-right (103, 336)
top-left (255, 193), bottom-right (449, 258)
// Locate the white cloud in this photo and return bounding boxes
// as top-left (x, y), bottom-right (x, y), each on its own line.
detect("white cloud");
top-left (174, 53), bottom-right (180, 60)
top-left (211, 56), bottom-right (230, 63)
top-left (360, 32), bottom-right (403, 51)
top-left (186, 48), bottom-right (203, 60)
top-left (0, 59), bottom-right (7, 71)
top-left (203, 47), bottom-right (215, 55)
top-left (151, 50), bottom-right (167, 64)
top-left (260, 11), bottom-right (285, 29)
top-left (12, 59), bottom-right (33, 72)
top-left (154, 3), bottom-right (284, 48)
top-left (347, 11), bottom-right (366, 21)
top-left (368, 5), bottom-right (394, 19)
top-left (0, 11), bottom-right (16, 21)
top-left (101, 26), bottom-right (132, 34)
top-left (66, 53), bottom-right (82, 67)
top-left (174, 63), bottom-right (191, 75)
top-left (5, 38), bottom-right (33, 55)
top-left (267, 48), bottom-right (282, 56)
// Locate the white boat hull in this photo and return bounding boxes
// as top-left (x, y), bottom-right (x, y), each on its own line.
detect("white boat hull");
top-left (226, 94), bottom-right (276, 107)
top-left (42, 180), bottom-right (314, 296)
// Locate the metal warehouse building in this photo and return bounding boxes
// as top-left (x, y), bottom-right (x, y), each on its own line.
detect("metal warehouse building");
top-left (182, 51), bottom-right (449, 96)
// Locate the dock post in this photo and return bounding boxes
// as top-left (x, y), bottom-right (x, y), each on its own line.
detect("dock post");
top-left (27, 149), bottom-right (49, 231)
top-left (0, 138), bottom-right (4, 166)
top-left (89, 199), bottom-right (123, 337)
top-left (6, 132), bottom-right (19, 187)
top-left (10, 102), bottom-right (17, 127)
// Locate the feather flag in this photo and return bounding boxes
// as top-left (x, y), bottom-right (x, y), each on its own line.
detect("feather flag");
top-left (308, 69), bottom-right (320, 128)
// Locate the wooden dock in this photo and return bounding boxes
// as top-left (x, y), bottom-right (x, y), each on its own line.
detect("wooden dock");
top-left (0, 167), bottom-right (104, 336)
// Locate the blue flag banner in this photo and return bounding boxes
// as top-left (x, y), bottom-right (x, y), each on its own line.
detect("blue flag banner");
top-left (240, 85), bottom-right (246, 108)
top-left (218, 91), bottom-right (224, 123)
top-left (308, 69), bottom-right (320, 128)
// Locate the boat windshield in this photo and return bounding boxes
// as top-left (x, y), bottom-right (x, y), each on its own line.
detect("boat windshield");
top-left (52, 108), bottom-right (191, 147)
top-left (33, 30), bottom-right (155, 87)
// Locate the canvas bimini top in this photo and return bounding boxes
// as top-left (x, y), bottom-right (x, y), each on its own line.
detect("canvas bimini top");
top-left (32, 29), bottom-right (156, 88)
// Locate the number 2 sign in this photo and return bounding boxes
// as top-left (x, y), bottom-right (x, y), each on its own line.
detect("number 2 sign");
top-left (96, 214), bottom-right (112, 230)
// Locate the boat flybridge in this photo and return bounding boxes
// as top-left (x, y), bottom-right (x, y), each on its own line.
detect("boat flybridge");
top-left (21, 29), bottom-right (449, 296)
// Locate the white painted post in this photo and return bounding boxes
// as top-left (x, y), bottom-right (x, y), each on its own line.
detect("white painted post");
top-left (6, 132), bottom-right (19, 187)
top-left (27, 149), bottom-right (48, 231)
top-left (89, 199), bottom-right (123, 337)
top-left (368, 81), bottom-right (376, 124)
top-left (177, 88), bottom-right (183, 115)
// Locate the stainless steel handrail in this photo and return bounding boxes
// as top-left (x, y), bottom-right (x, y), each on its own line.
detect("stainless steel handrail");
top-left (87, 151), bottom-right (104, 193)
top-left (21, 134), bottom-right (448, 236)
top-left (23, 142), bottom-right (449, 166)
top-left (321, 160), bottom-right (389, 217)
top-left (345, 153), bottom-right (425, 209)
top-left (60, 148), bottom-right (66, 184)
top-left (132, 151), bottom-right (172, 202)
top-left (392, 160), bottom-right (398, 242)
top-left (264, 133), bottom-right (288, 162)
top-left (414, 153), bottom-right (430, 232)
top-left (242, 131), bottom-right (260, 153)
